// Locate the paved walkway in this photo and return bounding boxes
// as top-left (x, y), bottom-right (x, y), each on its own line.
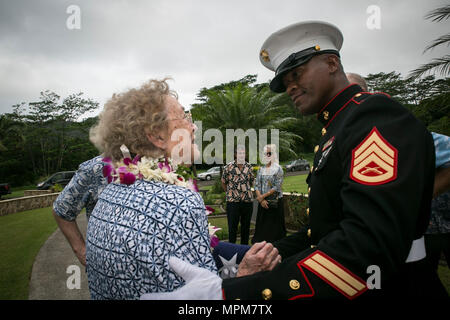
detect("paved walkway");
top-left (28, 213), bottom-right (90, 300)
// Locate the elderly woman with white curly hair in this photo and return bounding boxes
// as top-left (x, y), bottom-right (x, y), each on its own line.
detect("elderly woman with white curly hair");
top-left (86, 79), bottom-right (216, 299)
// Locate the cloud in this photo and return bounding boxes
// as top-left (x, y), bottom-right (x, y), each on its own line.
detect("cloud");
top-left (0, 0), bottom-right (448, 116)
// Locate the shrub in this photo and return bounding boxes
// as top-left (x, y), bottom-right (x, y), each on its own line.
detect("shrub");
top-left (284, 194), bottom-right (309, 230)
top-left (211, 178), bottom-right (224, 194)
top-left (51, 184), bottom-right (63, 193)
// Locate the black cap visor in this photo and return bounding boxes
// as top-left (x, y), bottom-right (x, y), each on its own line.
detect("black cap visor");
top-left (269, 48), bottom-right (340, 93)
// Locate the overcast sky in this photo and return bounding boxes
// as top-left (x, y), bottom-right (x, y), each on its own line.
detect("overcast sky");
top-left (0, 0), bottom-right (448, 118)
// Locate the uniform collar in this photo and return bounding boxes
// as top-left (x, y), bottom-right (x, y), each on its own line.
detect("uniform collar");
top-left (317, 84), bottom-right (363, 127)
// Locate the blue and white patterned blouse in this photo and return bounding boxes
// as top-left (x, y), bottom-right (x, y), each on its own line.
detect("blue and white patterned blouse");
top-left (255, 164), bottom-right (284, 199)
top-left (53, 156), bottom-right (107, 221)
top-left (86, 180), bottom-right (217, 300)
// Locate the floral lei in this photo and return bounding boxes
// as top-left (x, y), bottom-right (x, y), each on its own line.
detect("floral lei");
top-left (102, 145), bottom-right (221, 248)
top-left (102, 155), bottom-right (199, 192)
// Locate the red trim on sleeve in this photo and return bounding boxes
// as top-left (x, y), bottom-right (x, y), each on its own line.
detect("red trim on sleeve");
top-left (351, 92), bottom-right (373, 105)
top-left (374, 92), bottom-right (391, 98)
top-left (296, 250), bottom-right (368, 300)
top-left (288, 261), bottom-right (316, 300)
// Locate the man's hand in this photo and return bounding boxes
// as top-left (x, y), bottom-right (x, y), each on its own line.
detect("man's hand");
top-left (236, 241), bottom-right (281, 277)
top-left (140, 257), bottom-right (223, 300)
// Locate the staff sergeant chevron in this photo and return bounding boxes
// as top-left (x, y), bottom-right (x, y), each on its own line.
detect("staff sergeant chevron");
top-left (350, 127), bottom-right (398, 185)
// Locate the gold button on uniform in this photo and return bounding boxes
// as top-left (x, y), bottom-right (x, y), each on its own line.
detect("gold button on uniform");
top-left (262, 288), bottom-right (272, 300)
top-left (307, 229), bottom-right (311, 237)
top-left (355, 93), bottom-right (362, 97)
top-left (306, 208), bottom-right (310, 216)
top-left (321, 128), bottom-right (327, 136)
top-left (323, 111), bottom-right (329, 120)
top-left (289, 280), bottom-right (300, 290)
top-left (315, 45), bottom-right (321, 51)
top-left (314, 145), bottom-right (319, 153)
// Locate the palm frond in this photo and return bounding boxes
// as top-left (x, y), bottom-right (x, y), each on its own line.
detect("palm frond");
top-left (279, 131), bottom-right (303, 141)
top-left (267, 117), bottom-right (299, 128)
top-left (408, 55), bottom-right (450, 79)
top-left (423, 34), bottom-right (450, 53)
top-left (424, 5), bottom-right (450, 22)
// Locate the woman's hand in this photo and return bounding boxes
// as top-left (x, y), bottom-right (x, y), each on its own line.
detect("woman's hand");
top-left (256, 194), bottom-right (264, 203)
top-left (261, 200), bottom-right (269, 209)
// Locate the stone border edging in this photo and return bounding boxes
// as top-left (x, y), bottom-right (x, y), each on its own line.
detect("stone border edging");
top-left (0, 192), bottom-right (60, 216)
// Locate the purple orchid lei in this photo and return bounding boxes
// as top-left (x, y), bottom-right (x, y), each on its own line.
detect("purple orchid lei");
top-left (102, 154), bottom-right (220, 248)
top-left (102, 155), bottom-right (198, 191)
top-left (205, 205), bottom-right (221, 248)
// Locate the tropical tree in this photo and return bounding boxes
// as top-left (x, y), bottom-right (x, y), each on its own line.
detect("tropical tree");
top-left (365, 72), bottom-right (416, 106)
top-left (409, 5), bottom-right (450, 79)
top-left (365, 71), bottom-right (449, 135)
top-left (194, 74), bottom-right (258, 104)
top-left (412, 77), bottom-right (450, 136)
top-left (0, 90), bottom-right (99, 184)
top-left (0, 113), bottom-right (25, 152)
top-left (191, 82), bottom-right (301, 162)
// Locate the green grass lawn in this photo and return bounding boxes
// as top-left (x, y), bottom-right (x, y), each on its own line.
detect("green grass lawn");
top-left (0, 207), bottom-right (57, 300)
top-left (282, 174), bottom-right (308, 193)
top-left (1, 185), bottom-right (37, 200)
top-left (438, 265), bottom-right (450, 295)
top-left (209, 216), bottom-right (229, 240)
top-left (209, 216), bottom-right (256, 243)
top-left (199, 185), bottom-right (213, 192)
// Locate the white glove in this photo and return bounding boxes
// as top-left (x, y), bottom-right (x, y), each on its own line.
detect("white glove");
top-left (140, 257), bottom-right (223, 300)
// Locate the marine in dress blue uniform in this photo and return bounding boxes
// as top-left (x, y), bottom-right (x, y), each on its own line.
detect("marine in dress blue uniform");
top-left (220, 21), bottom-right (447, 300)
top-left (140, 21), bottom-right (447, 301)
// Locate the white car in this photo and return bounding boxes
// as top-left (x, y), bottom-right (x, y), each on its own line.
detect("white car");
top-left (197, 167), bottom-right (221, 181)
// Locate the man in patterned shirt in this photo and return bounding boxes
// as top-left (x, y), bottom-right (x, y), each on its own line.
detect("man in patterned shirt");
top-left (221, 145), bottom-right (255, 245)
top-left (52, 156), bottom-right (108, 266)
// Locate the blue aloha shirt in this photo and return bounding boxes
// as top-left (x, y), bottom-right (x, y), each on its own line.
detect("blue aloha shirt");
top-left (86, 180), bottom-right (217, 300)
top-left (426, 132), bottom-right (450, 234)
top-left (53, 156), bottom-right (107, 221)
